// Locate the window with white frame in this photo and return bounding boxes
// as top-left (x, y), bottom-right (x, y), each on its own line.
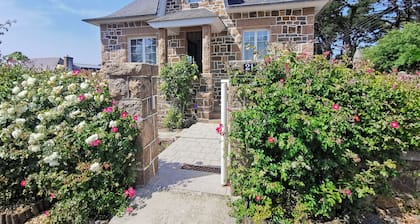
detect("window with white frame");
top-left (188, 0), bottom-right (202, 3)
top-left (129, 37), bottom-right (157, 64)
top-left (242, 30), bottom-right (269, 60)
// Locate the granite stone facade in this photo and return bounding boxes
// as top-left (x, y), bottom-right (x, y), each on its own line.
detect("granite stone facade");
top-left (101, 63), bottom-right (160, 185)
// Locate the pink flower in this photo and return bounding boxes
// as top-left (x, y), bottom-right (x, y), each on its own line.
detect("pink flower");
top-left (90, 139), bottom-right (101, 147)
top-left (96, 88), bottom-right (102, 93)
top-left (255, 195), bottom-right (261, 202)
top-left (112, 100), bottom-right (118, 105)
top-left (111, 127), bottom-right (119, 133)
top-left (78, 94), bottom-right (85, 101)
top-left (267, 137), bottom-right (275, 143)
top-left (323, 51), bottom-right (331, 58)
top-left (126, 207), bottom-right (134, 214)
top-left (49, 193), bottom-right (56, 199)
top-left (121, 111), bottom-right (128, 119)
top-left (124, 187), bottom-right (136, 199)
top-left (103, 106), bottom-right (113, 113)
top-left (20, 180), bottom-right (26, 187)
top-left (390, 121), bottom-right (399, 129)
top-left (216, 124), bottom-right (223, 135)
top-left (332, 103), bottom-right (340, 111)
top-left (44, 210), bottom-right (49, 217)
top-left (366, 68), bottom-right (374, 74)
top-left (264, 57), bottom-right (272, 64)
top-left (285, 63), bottom-right (290, 74)
top-left (73, 70), bottom-right (80, 75)
top-left (392, 83), bottom-right (398, 90)
top-left (133, 115), bottom-right (139, 121)
top-left (345, 189), bottom-right (352, 196)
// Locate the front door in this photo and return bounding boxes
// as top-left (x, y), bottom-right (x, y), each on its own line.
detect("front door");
top-left (187, 31), bottom-right (203, 73)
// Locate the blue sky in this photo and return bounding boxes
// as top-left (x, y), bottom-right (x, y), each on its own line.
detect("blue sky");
top-left (0, 0), bottom-right (133, 65)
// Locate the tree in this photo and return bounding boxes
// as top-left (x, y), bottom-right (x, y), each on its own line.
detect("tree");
top-left (0, 20), bottom-right (16, 59)
top-left (363, 22), bottom-right (420, 72)
top-left (7, 51), bottom-right (29, 62)
top-left (315, 0), bottom-right (418, 58)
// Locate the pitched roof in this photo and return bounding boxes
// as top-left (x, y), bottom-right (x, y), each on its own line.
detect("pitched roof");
top-left (25, 58), bottom-right (63, 71)
top-left (148, 8), bottom-right (216, 23)
top-left (225, 0), bottom-right (331, 14)
top-left (83, 0), bottom-right (166, 25)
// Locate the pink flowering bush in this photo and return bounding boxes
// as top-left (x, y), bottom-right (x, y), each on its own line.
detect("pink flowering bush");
top-left (229, 52), bottom-right (419, 223)
top-left (0, 67), bottom-right (140, 223)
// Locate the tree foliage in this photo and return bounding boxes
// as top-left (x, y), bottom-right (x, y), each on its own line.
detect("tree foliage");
top-left (315, 0), bottom-right (418, 57)
top-left (364, 22), bottom-right (420, 72)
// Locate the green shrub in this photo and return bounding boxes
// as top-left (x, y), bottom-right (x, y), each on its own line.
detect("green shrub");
top-left (163, 107), bottom-right (183, 130)
top-left (364, 22), bottom-right (420, 72)
top-left (229, 52), bottom-right (419, 223)
top-left (0, 64), bottom-right (26, 101)
top-left (160, 56), bottom-right (199, 128)
top-left (0, 67), bottom-right (139, 222)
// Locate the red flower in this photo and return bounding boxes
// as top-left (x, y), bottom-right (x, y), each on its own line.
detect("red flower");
top-left (390, 121), bottom-right (399, 129)
top-left (20, 180), bottom-right (26, 187)
top-left (279, 78), bottom-right (286, 84)
top-left (216, 124), bottom-right (223, 135)
top-left (124, 187), bottom-right (136, 199)
top-left (49, 193), bottom-right (56, 199)
top-left (73, 70), bottom-right (80, 75)
top-left (90, 139), bottom-right (101, 147)
top-left (78, 94), bottom-right (85, 101)
top-left (345, 189), bottom-right (352, 196)
top-left (353, 115), bottom-right (361, 122)
top-left (121, 111), bottom-right (128, 119)
top-left (104, 106), bottom-right (113, 113)
top-left (332, 103), bottom-right (340, 111)
top-left (111, 127), bottom-right (119, 133)
top-left (267, 137), bottom-right (275, 143)
top-left (126, 206), bottom-right (134, 214)
top-left (255, 195), bottom-right (261, 202)
top-left (133, 115), bottom-right (139, 121)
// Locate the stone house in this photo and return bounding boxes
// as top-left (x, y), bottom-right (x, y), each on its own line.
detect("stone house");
top-left (84, 0), bottom-right (329, 120)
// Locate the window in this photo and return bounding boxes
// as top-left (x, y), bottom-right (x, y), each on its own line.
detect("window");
top-left (188, 0), bottom-right (202, 3)
top-left (242, 30), bottom-right (269, 60)
top-left (129, 37), bottom-right (157, 64)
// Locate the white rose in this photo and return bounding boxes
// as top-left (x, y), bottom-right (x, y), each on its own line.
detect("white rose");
top-left (109, 120), bottom-right (117, 128)
top-left (17, 90), bottom-right (28, 98)
top-left (69, 110), bottom-right (81, 119)
top-left (28, 145), bottom-right (41, 152)
top-left (80, 82), bottom-right (89, 89)
top-left (52, 86), bottom-right (63, 95)
top-left (27, 77), bottom-right (36, 86)
top-left (12, 86), bottom-right (20, 94)
top-left (7, 108), bottom-right (15, 115)
top-left (68, 83), bottom-right (77, 92)
top-left (49, 76), bottom-right (57, 82)
top-left (43, 152), bottom-right (60, 167)
top-left (15, 118), bottom-right (26, 125)
top-left (89, 162), bottom-right (100, 172)
top-left (12, 129), bottom-right (22, 139)
top-left (85, 134), bottom-right (99, 145)
top-left (84, 93), bottom-right (93, 99)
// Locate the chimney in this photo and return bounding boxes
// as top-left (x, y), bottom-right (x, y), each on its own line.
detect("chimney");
top-left (63, 56), bottom-right (74, 71)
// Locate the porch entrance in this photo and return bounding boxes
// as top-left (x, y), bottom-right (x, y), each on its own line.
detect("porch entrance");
top-left (187, 31), bottom-right (203, 73)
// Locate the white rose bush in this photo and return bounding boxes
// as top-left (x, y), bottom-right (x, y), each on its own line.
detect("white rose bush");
top-left (0, 66), bottom-right (140, 223)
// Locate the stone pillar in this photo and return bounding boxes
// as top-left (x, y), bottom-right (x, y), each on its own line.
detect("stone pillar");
top-left (200, 25), bottom-right (213, 119)
top-left (103, 63), bottom-right (160, 186)
top-left (202, 25), bottom-right (211, 74)
top-left (158, 28), bottom-right (168, 72)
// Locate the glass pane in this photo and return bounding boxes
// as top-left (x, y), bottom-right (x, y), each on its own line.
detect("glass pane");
top-left (130, 39), bottom-right (143, 62)
top-left (243, 31), bottom-right (255, 60)
top-left (145, 38), bottom-right (156, 64)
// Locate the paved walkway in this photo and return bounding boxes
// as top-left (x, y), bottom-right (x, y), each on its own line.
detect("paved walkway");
top-left (110, 123), bottom-right (235, 224)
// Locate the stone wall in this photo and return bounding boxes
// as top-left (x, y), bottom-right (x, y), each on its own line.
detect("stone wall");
top-left (100, 22), bottom-right (159, 64)
top-left (101, 63), bottom-right (160, 185)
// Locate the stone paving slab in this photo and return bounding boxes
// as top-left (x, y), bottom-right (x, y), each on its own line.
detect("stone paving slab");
top-left (110, 123), bottom-right (233, 224)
